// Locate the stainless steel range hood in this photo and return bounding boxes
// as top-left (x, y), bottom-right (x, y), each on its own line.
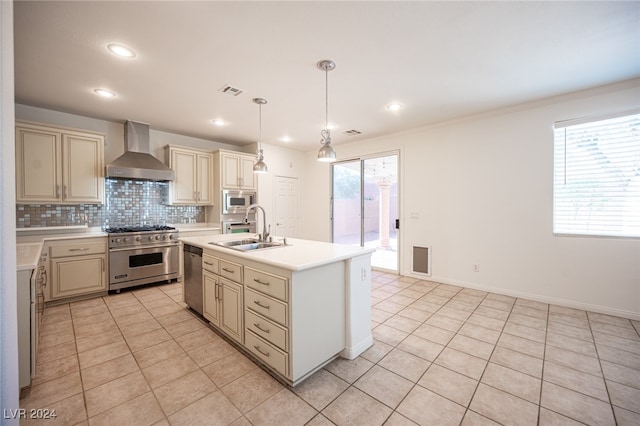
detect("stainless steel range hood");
top-left (105, 121), bottom-right (176, 181)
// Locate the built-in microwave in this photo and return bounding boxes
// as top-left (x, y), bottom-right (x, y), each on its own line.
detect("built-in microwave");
top-left (222, 190), bottom-right (256, 214)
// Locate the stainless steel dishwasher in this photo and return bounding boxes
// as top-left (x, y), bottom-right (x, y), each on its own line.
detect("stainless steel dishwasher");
top-left (183, 244), bottom-right (203, 315)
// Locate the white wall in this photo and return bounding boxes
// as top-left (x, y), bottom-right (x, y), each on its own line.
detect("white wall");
top-left (302, 80), bottom-right (640, 319)
top-left (252, 142), bottom-right (309, 236)
top-left (1, 0), bottom-right (19, 420)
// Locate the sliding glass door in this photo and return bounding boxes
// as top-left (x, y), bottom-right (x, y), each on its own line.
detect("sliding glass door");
top-left (332, 153), bottom-right (398, 272)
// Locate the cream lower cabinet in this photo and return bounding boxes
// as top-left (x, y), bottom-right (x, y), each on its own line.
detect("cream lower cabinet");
top-left (202, 253), bottom-right (243, 344)
top-left (15, 121), bottom-right (104, 204)
top-left (244, 267), bottom-right (290, 378)
top-left (200, 249), bottom-right (346, 385)
top-left (47, 238), bottom-right (107, 302)
top-left (243, 260), bottom-right (346, 385)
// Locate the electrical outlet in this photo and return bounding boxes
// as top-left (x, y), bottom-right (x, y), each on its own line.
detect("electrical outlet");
top-left (473, 264), bottom-right (480, 272)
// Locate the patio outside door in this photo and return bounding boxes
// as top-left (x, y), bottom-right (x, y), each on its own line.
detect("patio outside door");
top-left (332, 153), bottom-right (398, 272)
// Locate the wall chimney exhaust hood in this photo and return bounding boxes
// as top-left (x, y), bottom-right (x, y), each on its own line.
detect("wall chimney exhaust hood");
top-left (105, 121), bottom-right (176, 181)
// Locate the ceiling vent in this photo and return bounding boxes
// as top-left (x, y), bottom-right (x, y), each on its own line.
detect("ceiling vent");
top-left (343, 129), bottom-right (363, 136)
top-left (218, 84), bottom-right (244, 96)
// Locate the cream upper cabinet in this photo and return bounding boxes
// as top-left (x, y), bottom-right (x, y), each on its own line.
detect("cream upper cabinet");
top-left (216, 150), bottom-right (257, 191)
top-left (164, 145), bottom-right (213, 205)
top-left (15, 121), bottom-right (104, 204)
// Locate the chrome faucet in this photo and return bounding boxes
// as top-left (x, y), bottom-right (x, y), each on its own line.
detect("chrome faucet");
top-left (245, 204), bottom-right (270, 242)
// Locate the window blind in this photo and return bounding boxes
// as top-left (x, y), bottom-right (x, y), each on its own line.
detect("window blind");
top-left (553, 110), bottom-right (640, 238)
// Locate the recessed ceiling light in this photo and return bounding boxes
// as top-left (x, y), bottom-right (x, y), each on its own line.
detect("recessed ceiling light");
top-left (94, 88), bottom-right (116, 98)
top-left (107, 43), bottom-right (136, 58)
top-left (325, 123), bottom-right (337, 130)
top-left (211, 119), bottom-right (226, 126)
top-left (387, 103), bottom-right (403, 111)
top-left (281, 135), bottom-right (291, 143)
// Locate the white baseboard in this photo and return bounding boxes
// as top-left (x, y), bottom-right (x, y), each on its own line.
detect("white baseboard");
top-left (341, 334), bottom-right (373, 360)
top-left (402, 272), bottom-right (640, 321)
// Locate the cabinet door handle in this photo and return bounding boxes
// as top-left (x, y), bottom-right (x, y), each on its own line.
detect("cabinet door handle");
top-left (64, 185), bottom-right (68, 198)
top-left (69, 248), bottom-right (90, 252)
top-left (37, 294), bottom-right (45, 313)
top-left (253, 300), bottom-right (270, 309)
top-left (102, 258), bottom-right (105, 272)
top-left (222, 267), bottom-right (235, 274)
top-left (215, 282), bottom-right (219, 300)
top-left (254, 322), bottom-right (270, 333)
top-left (253, 345), bottom-right (270, 357)
top-left (56, 185), bottom-right (61, 198)
top-left (253, 278), bottom-right (269, 286)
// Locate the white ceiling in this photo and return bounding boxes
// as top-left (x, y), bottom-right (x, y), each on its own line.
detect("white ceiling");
top-left (13, 1), bottom-right (640, 151)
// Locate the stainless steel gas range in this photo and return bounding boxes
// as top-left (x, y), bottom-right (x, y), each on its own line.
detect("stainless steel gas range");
top-left (106, 225), bottom-right (180, 292)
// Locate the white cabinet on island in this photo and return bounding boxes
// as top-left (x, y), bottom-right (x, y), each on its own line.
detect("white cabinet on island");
top-left (180, 233), bottom-right (374, 386)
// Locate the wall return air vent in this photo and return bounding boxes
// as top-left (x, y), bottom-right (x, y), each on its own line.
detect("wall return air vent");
top-left (218, 84), bottom-right (244, 96)
top-left (412, 246), bottom-right (431, 276)
top-left (343, 129), bottom-right (363, 136)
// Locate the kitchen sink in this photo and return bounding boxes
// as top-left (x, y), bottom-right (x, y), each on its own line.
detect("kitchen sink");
top-left (216, 238), bottom-right (261, 247)
top-left (209, 238), bottom-right (285, 251)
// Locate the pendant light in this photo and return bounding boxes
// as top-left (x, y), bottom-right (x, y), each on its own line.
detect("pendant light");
top-left (253, 97), bottom-right (268, 173)
top-left (317, 59), bottom-right (337, 162)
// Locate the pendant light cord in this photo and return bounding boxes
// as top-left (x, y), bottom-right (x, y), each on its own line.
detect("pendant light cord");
top-left (325, 67), bottom-right (329, 131)
top-left (259, 102), bottom-right (262, 150)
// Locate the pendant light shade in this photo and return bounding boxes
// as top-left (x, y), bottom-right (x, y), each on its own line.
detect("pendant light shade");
top-left (317, 60), bottom-right (337, 162)
top-left (253, 98), bottom-right (268, 173)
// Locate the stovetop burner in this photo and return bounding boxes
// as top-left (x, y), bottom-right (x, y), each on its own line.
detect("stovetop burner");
top-left (105, 225), bottom-right (176, 234)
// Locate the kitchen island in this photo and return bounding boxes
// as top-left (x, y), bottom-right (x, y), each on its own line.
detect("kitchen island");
top-left (180, 233), bottom-right (374, 386)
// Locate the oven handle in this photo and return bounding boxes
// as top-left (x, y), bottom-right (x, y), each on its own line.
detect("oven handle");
top-left (108, 244), bottom-right (179, 253)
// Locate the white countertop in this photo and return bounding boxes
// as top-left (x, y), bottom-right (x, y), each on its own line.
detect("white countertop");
top-left (180, 233), bottom-right (375, 271)
top-left (175, 223), bottom-right (222, 233)
top-left (16, 227), bottom-right (108, 270)
top-left (16, 226), bottom-right (107, 244)
top-left (16, 242), bottom-right (43, 271)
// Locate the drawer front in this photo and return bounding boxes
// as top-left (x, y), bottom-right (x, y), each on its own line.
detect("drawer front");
top-left (219, 259), bottom-right (242, 283)
top-left (245, 268), bottom-right (287, 302)
top-left (245, 310), bottom-right (288, 351)
top-left (245, 330), bottom-right (288, 378)
top-left (244, 288), bottom-right (287, 326)
top-left (203, 253), bottom-right (219, 274)
top-left (50, 241), bottom-right (106, 258)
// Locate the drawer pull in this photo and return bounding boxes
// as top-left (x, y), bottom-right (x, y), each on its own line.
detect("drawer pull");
top-left (253, 278), bottom-right (270, 286)
top-left (254, 323), bottom-right (270, 333)
top-left (222, 267), bottom-right (235, 273)
top-left (254, 345), bottom-right (270, 357)
top-left (253, 300), bottom-right (270, 309)
top-left (69, 248), bottom-right (90, 252)
top-left (204, 261), bottom-right (213, 266)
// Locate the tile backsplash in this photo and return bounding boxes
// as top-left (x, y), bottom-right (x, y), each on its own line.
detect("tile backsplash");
top-left (16, 178), bottom-right (205, 228)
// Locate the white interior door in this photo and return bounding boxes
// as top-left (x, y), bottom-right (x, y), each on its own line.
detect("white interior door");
top-left (274, 176), bottom-right (299, 237)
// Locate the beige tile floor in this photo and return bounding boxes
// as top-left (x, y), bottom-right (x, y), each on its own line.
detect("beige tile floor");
top-left (19, 271), bottom-right (640, 425)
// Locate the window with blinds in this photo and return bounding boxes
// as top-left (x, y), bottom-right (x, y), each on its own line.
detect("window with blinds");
top-left (553, 110), bottom-right (640, 238)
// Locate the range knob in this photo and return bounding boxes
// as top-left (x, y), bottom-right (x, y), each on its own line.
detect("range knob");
top-left (155, 235), bottom-right (160, 240)
top-left (162, 234), bottom-right (169, 240)
top-left (135, 236), bottom-right (142, 242)
top-left (169, 234), bottom-right (175, 240)
top-left (124, 237), bottom-right (131, 243)
top-left (148, 236), bottom-right (154, 241)
top-left (115, 238), bottom-right (121, 243)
